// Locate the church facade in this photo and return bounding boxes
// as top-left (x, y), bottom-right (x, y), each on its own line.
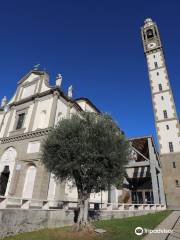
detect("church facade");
top-left (0, 69), bottom-right (103, 202)
top-left (0, 68), bottom-right (165, 206)
top-left (141, 18), bottom-right (180, 207)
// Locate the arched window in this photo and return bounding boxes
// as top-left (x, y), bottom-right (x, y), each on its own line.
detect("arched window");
top-left (22, 165), bottom-right (36, 199)
top-left (146, 29), bottom-right (154, 39)
top-left (0, 147), bottom-right (17, 196)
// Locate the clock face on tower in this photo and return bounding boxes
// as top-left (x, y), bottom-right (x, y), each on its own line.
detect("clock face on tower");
top-left (147, 42), bottom-right (157, 49)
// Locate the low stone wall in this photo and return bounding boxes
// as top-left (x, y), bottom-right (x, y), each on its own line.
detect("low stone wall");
top-left (0, 209), bottom-right (160, 238)
top-left (99, 209), bottom-right (158, 220)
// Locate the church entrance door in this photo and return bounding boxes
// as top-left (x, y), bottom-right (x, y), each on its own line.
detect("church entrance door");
top-left (0, 166), bottom-right (10, 196)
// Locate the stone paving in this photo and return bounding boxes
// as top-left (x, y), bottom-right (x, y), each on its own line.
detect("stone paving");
top-left (167, 216), bottom-right (180, 240)
top-left (143, 211), bottom-right (180, 240)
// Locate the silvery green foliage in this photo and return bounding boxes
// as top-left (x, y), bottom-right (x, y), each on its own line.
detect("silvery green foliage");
top-left (41, 112), bottom-right (130, 195)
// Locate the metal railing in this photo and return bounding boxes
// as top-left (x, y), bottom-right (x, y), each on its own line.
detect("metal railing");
top-left (0, 196), bottom-right (166, 211)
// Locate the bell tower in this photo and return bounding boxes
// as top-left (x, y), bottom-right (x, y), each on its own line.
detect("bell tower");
top-left (141, 18), bottom-right (180, 208)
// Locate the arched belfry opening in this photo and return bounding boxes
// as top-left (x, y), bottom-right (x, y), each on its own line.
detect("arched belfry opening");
top-left (146, 29), bottom-right (154, 39)
top-left (0, 166), bottom-right (10, 196)
top-left (0, 147), bottom-right (17, 196)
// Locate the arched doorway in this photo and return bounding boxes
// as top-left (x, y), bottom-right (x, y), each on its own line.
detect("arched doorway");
top-left (0, 147), bottom-right (17, 196)
top-left (0, 166), bottom-right (10, 195)
top-left (22, 165), bottom-right (36, 199)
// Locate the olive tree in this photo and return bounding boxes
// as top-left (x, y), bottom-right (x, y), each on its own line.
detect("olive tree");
top-left (41, 112), bottom-right (129, 231)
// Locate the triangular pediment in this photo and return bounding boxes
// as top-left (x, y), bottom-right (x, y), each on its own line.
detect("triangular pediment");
top-left (18, 70), bottom-right (45, 85)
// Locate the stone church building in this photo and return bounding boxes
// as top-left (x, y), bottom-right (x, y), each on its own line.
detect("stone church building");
top-left (2, 17), bottom-right (179, 207)
top-left (0, 69), bottom-right (102, 202)
top-left (0, 68), bottom-right (165, 206)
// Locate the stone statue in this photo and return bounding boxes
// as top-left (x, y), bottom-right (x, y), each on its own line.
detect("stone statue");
top-left (68, 85), bottom-right (73, 98)
top-left (56, 73), bottom-right (62, 88)
top-left (1, 96), bottom-right (7, 108)
top-left (33, 64), bottom-right (40, 70)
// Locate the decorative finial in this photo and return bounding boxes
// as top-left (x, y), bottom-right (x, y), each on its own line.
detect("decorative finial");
top-left (33, 64), bottom-right (40, 70)
top-left (1, 96), bottom-right (7, 108)
top-left (144, 18), bottom-right (153, 27)
top-left (144, 18), bottom-right (152, 23)
top-left (56, 73), bottom-right (62, 88)
top-left (68, 85), bottom-right (73, 98)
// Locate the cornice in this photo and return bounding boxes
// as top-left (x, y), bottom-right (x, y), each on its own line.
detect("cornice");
top-left (0, 128), bottom-right (52, 144)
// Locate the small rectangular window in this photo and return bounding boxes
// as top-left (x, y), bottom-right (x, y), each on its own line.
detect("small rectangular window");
top-left (154, 62), bottom-right (158, 68)
top-left (169, 142), bottom-right (174, 152)
top-left (153, 55), bottom-right (156, 58)
top-left (157, 72), bottom-right (159, 76)
top-left (173, 162), bottom-right (176, 168)
top-left (166, 125), bottom-right (169, 130)
top-left (159, 84), bottom-right (162, 91)
top-left (27, 141), bottom-right (40, 153)
top-left (163, 110), bottom-right (168, 119)
top-left (175, 180), bottom-right (180, 188)
top-left (161, 96), bottom-right (164, 100)
top-left (16, 113), bottom-right (25, 130)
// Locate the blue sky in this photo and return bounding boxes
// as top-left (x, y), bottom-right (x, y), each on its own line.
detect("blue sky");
top-left (0, 0), bottom-right (180, 148)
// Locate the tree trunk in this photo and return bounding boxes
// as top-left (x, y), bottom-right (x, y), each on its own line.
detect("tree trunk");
top-left (73, 192), bottom-right (92, 231)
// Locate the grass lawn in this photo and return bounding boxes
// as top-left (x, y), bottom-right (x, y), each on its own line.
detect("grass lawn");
top-left (5, 210), bottom-right (171, 240)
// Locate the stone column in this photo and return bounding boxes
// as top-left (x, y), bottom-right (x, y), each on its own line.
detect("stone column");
top-left (66, 102), bottom-right (72, 119)
top-left (109, 186), bottom-right (118, 203)
top-left (28, 98), bottom-right (39, 131)
top-left (148, 138), bottom-right (160, 204)
top-left (48, 92), bottom-right (59, 127)
top-left (32, 164), bottom-right (50, 200)
top-left (157, 172), bottom-right (166, 204)
top-left (151, 166), bottom-right (160, 204)
top-left (8, 164), bottom-right (21, 197)
top-left (3, 107), bottom-right (15, 137)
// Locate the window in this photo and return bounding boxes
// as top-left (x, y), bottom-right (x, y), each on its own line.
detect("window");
top-left (16, 113), bottom-right (25, 130)
top-left (161, 96), bottom-right (164, 100)
top-left (146, 29), bottom-right (154, 39)
top-left (163, 110), bottom-right (168, 119)
top-left (153, 55), bottom-right (156, 58)
top-left (157, 72), bottom-right (159, 76)
top-left (166, 125), bottom-right (169, 130)
top-left (169, 142), bottom-right (174, 152)
top-left (175, 180), bottom-right (180, 188)
top-left (158, 84), bottom-right (162, 91)
top-left (154, 62), bottom-right (158, 68)
top-left (173, 162), bottom-right (176, 168)
top-left (27, 141), bottom-right (40, 153)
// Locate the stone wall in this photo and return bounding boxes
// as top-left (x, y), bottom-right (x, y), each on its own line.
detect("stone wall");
top-left (160, 153), bottom-right (180, 208)
top-left (0, 209), bottom-right (159, 238)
